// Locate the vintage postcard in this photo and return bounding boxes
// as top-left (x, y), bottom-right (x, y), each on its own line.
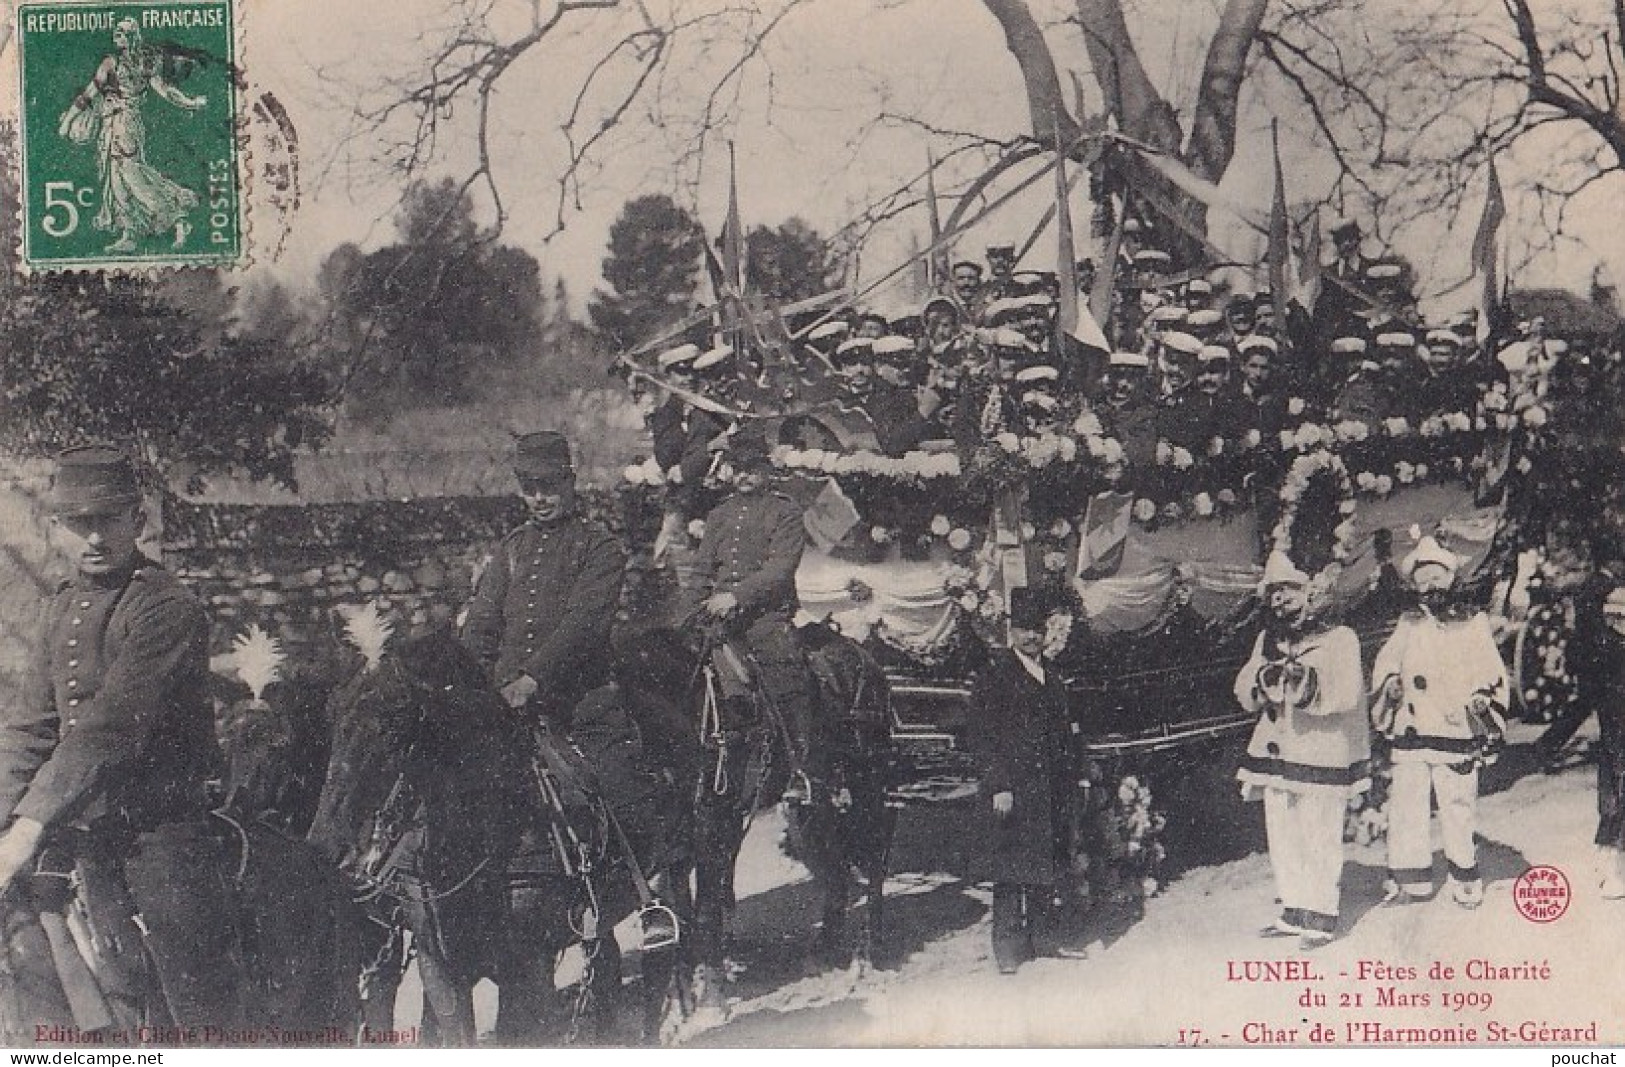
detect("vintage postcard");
top-left (0, 0), bottom-right (1623, 1051)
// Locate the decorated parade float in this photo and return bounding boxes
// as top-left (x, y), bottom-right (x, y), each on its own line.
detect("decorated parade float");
top-left (600, 133), bottom-right (1625, 899)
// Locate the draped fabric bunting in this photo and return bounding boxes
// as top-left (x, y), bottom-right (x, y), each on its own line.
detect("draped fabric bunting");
top-left (788, 484), bottom-right (1500, 650)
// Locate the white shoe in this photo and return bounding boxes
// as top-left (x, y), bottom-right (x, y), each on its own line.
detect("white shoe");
top-left (1450, 877), bottom-right (1484, 910)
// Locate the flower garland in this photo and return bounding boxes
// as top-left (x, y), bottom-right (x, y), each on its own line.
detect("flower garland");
top-left (771, 446), bottom-right (960, 480)
top-left (1271, 449), bottom-right (1358, 605)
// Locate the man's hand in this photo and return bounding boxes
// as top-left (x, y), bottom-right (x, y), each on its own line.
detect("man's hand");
top-left (992, 791), bottom-right (1014, 817)
top-left (704, 592), bottom-right (739, 619)
top-left (1380, 675), bottom-right (1403, 706)
top-left (0, 818), bottom-right (44, 896)
top-left (500, 673), bottom-right (539, 710)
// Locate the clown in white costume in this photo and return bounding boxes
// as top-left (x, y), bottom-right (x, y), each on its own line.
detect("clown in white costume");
top-left (1236, 551), bottom-right (1371, 949)
top-left (1371, 534), bottom-right (1510, 908)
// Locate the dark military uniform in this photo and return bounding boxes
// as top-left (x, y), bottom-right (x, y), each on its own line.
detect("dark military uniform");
top-left (682, 488), bottom-right (818, 782)
top-left (0, 557), bottom-right (243, 1032)
top-left (647, 398), bottom-right (727, 519)
top-left (460, 515), bottom-right (626, 726)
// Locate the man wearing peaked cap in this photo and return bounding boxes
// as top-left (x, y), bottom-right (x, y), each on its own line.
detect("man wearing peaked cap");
top-left (1330, 335), bottom-right (1392, 427)
top-left (645, 350), bottom-right (730, 521)
top-left (804, 319), bottom-right (849, 357)
top-left (1235, 548), bottom-right (1369, 948)
top-left (966, 584), bottom-right (1081, 973)
top-left (1156, 330), bottom-right (1204, 400)
top-left (1100, 351), bottom-right (1159, 472)
top-left (1225, 293), bottom-right (1258, 339)
top-left (1184, 276), bottom-right (1214, 311)
top-left (1186, 307), bottom-right (1224, 339)
top-left (1237, 334), bottom-right (1290, 438)
top-left (680, 419), bottom-right (824, 823)
top-left (0, 445), bottom-right (249, 1030)
top-left (463, 431), bottom-right (626, 729)
top-left (1371, 532), bottom-right (1509, 909)
top-left (861, 336), bottom-right (935, 455)
top-left (460, 431), bottom-right (628, 1035)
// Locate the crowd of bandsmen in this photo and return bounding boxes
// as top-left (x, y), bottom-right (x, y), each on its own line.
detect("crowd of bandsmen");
top-left (641, 216), bottom-right (1582, 519)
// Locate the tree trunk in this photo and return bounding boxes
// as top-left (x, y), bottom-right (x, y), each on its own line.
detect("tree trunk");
top-left (1071, 0), bottom-right (1183, 152)
top-left (982, 0), bottom-right (1269, 261)
top-left (1187, 0), bottom-right (1269, 181)
top-left (983, 0), bottom-right (1081, 148)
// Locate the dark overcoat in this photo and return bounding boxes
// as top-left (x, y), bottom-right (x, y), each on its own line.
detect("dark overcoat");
top-left (965, 649), bottom-right (1078, 887)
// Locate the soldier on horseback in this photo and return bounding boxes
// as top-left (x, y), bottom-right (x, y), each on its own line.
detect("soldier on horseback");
top-left (0, 446), bottom-right (246, 1039)
top-left (458, 430), bottom-right (630, 1041)
top-left (461, 430), bottom-right (626, 730)
top-left (680, 424), bottom-right (821, 804)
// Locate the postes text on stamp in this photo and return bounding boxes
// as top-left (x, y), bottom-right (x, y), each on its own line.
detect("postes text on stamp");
top-left (15, 0), bottom-right (241, 270)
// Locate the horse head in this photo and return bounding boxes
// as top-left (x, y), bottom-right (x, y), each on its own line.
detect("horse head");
top-left (306, 623), bottom-right (524, 880)
top-left (218, 673), bottom-right (333, 836)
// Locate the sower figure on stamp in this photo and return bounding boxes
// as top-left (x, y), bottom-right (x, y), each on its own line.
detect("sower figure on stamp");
top-left (458, 430), bottom-right (628, 1041)
top-left (1235, 551), bottom-right (1370, 950)
top-left (1371, 534), bottom-right (1510, 909)
top-left (680, 424), bottom-right (822, 805)
top-left (0, 446), bottom-right (245, 1036)
top-left (966, 586), bottom-right (1082, 975)
top-left (57, 18), bottom-right (207, 253)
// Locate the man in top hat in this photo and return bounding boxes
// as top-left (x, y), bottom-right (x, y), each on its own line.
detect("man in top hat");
top-left (461, 431), bottom-right (627, 729)
top-left (1328, 218), bottom-right (1367, 283)
top-left (681, 425), bottom-right (821, 804)
top-left (1370, 533), bottom-right (1509, 908)
top-left (0, 445), bottom-right (245, 1031)
top-left (966, 586), bottom-right (1081, 974)
top-left (1314, 219), bottom-right (1374, 351)
top-left (1235, 550), bottom-right (1369, 948)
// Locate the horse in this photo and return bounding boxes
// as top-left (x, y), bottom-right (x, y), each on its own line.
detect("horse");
top-left (615, 615), bottom-right (896, 1017)
top-left (0, 688), bottom-right (362, 1046)
top-left (785, 620), bottom-right (898, 973)
top-left (301, 625), bottom-right (691, 1045)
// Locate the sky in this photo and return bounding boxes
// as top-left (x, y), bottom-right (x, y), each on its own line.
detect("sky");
top-left (3, 0), bottom-right (1622, 320)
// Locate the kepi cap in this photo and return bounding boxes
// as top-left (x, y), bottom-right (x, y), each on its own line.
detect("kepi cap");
top-left (513, 431), bottom-right (574, 482)
top-left (50, 445), bottom-right (141, 516)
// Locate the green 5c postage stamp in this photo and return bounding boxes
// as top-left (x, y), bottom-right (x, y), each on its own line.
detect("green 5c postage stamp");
top-left (15, 0), bottom-right (242, 270)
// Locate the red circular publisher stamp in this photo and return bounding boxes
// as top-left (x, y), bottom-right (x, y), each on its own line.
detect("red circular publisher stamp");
top-left (1513, 865), bottom-right (1570, 922)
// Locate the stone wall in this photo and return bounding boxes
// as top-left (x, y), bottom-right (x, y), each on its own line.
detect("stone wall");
top-left (163, 495), bottom-right (530, 656)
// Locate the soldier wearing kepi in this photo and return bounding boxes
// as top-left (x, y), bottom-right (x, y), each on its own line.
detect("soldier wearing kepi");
top-left (1235, 551), bottom-right (1370, 949)
top-left (681, 424), bottom-right (821, 803)
top-left (459, 431), bottom-right (626, 1041)
top-left (461, 431), bottom-right (627, 728)
top-left (1371, 534), bottom-right (1510, 909)
top-left (0, 445), bottom-right (244, 1032)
